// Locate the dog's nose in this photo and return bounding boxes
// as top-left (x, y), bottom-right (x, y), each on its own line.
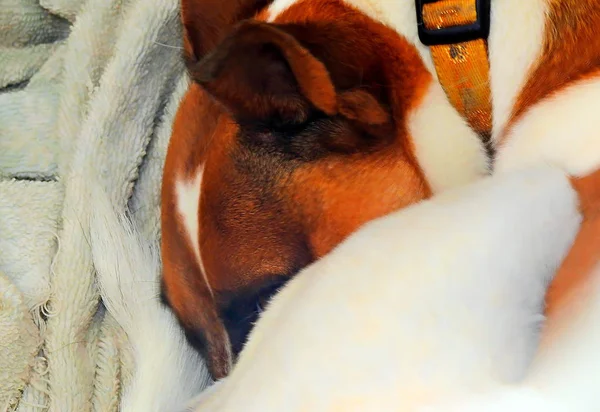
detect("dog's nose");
top-left (219, 276), bottom-right (291, 358)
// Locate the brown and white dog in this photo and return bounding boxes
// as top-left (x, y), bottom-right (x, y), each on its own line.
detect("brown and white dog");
top-left (160, 0), bottom-right (600, 392)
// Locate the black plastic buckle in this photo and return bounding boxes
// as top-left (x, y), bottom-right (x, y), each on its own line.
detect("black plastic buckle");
top-left (416, 0), bottom-right (491, 46)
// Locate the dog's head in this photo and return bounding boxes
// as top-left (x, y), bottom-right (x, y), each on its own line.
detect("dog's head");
top-left (162, 0), bottom-right (433, 379)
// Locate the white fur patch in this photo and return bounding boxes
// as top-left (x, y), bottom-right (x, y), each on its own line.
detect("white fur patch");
top-left (409, 81), bottom-right (489, 193)
top-left (175, 168), bottom-right (211, 294)
top-left (496, 75), bottom-right (600, 177)
top-left (189, 165), bottom-right (581, 411)
top-left (488, 0), bottom-right (548, 140)
top-left (266, 0), bottom-right (301, 21)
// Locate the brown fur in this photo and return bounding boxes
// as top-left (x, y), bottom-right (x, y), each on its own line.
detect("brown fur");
top-left (509, 1), bottom-right (600, 127)
top-left (548, 170), bottom-right (600, 315)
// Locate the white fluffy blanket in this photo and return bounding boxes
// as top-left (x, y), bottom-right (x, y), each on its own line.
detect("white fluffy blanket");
top-left (0, 0), bottom-right (209, 410)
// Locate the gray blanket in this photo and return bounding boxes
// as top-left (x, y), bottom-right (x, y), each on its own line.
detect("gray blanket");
top-left (0, 0), bottom-right (208, 410)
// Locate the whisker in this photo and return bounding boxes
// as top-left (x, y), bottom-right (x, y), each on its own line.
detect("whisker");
top-left (154, 41), bottom-right (184, 50)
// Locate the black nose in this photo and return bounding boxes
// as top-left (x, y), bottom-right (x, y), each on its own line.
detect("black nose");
top-left (219, 276), bottom-right (290, 359)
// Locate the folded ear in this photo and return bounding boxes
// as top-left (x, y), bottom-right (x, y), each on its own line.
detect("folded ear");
top-left (181, 298), bottom-right (233, 380)
top-left (160, 212), bottom-right (234, 379)
top-left (187, 21), bottom-right (338, 123)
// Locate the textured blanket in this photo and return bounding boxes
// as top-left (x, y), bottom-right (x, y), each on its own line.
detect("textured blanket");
top-left (0, 0), bottom-right (209, 410)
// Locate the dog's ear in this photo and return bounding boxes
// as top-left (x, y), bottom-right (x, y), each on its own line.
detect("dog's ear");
top-left (187, 21), bottom-right (338, 124)
top-left (180, 295), bottom-right (233, 380)
top-left (181, 0), bottom-right (273, 61)
top-left (160, 238), bottom-right (233, 379)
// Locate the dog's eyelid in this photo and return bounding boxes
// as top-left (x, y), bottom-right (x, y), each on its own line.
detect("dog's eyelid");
top-left (240, 108), bottom-right (329, 134)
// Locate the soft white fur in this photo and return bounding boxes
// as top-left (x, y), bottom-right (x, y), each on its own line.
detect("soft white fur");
top-left (488, 0), bottom-right (547, 140)
top-left (440, 259), bottom-right (600, 412)
top-left (89, 183), bottom-right (211, 412)
top-left (524, 260), bottom-right (600, 409)
top-left (409, 81), bottom-right (490, 192)
top-left (496, 75), bottom-right (600, 177)
top-left (184, 165), bottom-right (581, 411)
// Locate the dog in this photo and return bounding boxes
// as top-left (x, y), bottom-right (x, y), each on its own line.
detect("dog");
top-left (161, 0), bottom-right (600, 380)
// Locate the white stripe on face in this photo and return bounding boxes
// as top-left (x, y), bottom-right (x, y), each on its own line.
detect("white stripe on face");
top-left (175, 166), bottom-right (213, 296)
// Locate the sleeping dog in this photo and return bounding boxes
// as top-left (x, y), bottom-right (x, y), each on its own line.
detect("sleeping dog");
top-left (161, 0), bottom-right (600, 380)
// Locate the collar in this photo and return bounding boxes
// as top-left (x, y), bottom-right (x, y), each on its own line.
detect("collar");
top-left (416, 0), bottom-right (493, 140)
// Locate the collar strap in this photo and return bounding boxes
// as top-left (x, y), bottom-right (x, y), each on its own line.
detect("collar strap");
top-left (416, 0), bottom-right (492, 139)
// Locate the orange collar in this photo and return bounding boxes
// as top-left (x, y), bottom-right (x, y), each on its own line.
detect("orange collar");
top-left (417, 0), bottom-right (492, 140)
